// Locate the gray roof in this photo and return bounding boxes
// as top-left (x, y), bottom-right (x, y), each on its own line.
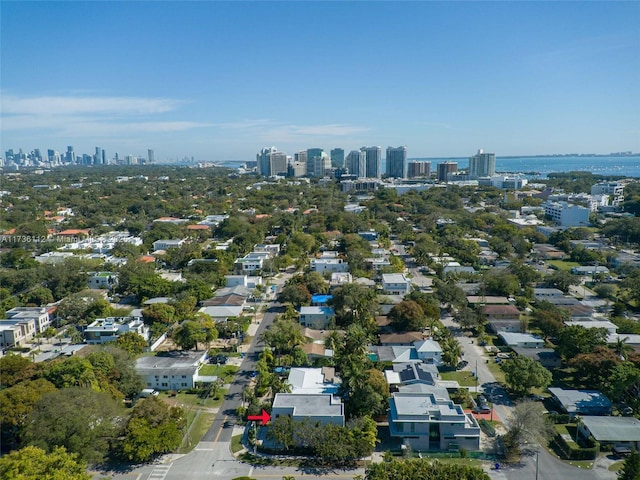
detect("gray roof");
top-left (398, 383), bottom-right (451, 401)
top-left (549, 388), bottom-right (612, 414)
top-left (581, 416), bottom-right (640, 442)
top-left (136, 351), bottom-right (205, 377)
top-left (394, 362), bottom-right (438, 384)
top-left (272, 393), bottom-right (343, 418)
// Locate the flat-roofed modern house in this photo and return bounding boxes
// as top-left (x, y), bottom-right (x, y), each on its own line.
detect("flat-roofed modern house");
top-left (298, 306), bottom-right (335, 329)
top-left (271, 393), bottom-right (344, 427)
top-left (234, 252), bottom-right (270, 273)
top-left (578, 416), bottom-right (640, 451)
top-left (549, 387), bottom-right (612, 417)
top-left (330, 272), bottom-right (352, 290)
top-left (310, 257), bottom-right (349, 274)
top-left (225, 275), bottom-right (263, 289)
top-left (84, 317), bottom-right (149, 345)
top-left (152, 239), bottom-right (186, 251)
top-left (135, 351), bottom-right (213, 391)
top-left (88, 271), bottom-right (119, 290)
top-left (388, 391), bottom-right (481, 451)
top-left (5, 306), bottom-right (54, 333)
top-left (286, 367), bottom-right (340, 395)
top-left (381, 273), bottom-right (411, 296)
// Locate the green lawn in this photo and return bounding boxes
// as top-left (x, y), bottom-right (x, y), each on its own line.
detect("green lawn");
top-left (547, 260), bottom-right (581, 271)
top-left (439, 370), bottom-right (478, 387)
top-left (177, 411), bottom-right (216, 453)
top-left (485, 359), bottom-right (506, 384)
top-left (231, 434), bottom-right (245, 454)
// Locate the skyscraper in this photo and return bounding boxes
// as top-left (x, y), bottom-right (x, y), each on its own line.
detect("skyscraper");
top-left (468, 149), bottom-right (496, 178)
top-left (361, 146), bottom-right (382, 178)
top-left (268, 151), bottom-right (288, 176)
top-left (330, 148), bottom-right (345, 168)
top-left (148, 149), bottom-right (155, 164)
top-left (386, 146), bottom-right (407, 178)
top-left (257, 146), bottom-right (277, 176)
top-left (345, 150), bottom-right (366, 178)
top-left (306, 148), bottom-right (329, 177)
top-left (407, 161), bottom-right (432, 178)
top-left (437, 161), bottom-right (458, 181)
top-left (65, 146), bottom-right (75, 164)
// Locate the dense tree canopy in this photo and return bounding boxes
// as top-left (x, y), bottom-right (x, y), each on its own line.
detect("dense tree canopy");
top-left (121, 396), bottom-right (185, 462)
top-left (0, 446), bottom-right (91, 480)
top-left (23, 387), bottom-right (125, 464)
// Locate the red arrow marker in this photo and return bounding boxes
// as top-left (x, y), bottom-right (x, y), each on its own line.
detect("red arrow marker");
top-left (247, 409), bottom-right (271, 425)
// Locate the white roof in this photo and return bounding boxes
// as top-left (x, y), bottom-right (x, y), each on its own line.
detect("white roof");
top-left (498, 332), bottom-right (544, 345)
top-left (199, 305), bottom-right (243, 318)
top-left (382, 273), bottom-right (409, 283)
top-left (287, 368), bottom-right (339, 395)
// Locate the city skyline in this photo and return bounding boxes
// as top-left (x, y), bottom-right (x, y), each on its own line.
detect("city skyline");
top-left (1, 2), bottom-right (639, 162)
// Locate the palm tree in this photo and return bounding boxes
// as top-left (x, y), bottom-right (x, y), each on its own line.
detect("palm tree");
top-left (441, 337), bottom-right (463, 367)
top-left (612, 336), bottom-right (633, 360)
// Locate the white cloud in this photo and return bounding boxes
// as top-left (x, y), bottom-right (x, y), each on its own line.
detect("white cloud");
top-left (1, 93), bottom-right (180, 116)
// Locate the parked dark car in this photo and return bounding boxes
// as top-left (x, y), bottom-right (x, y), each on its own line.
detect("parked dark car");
top-left (210, 354), bottom-right (227, 365)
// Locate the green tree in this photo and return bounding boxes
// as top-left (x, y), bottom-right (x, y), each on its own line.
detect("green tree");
top-left (277, 283), bottom-right (311, 308)
top-left (43, 356), bottom-right (99, 390)
top-left (266, 414), bottom-right (294, 452)
top-left (172, 320), bottom-right (207, 350)
top-left (121, 396), bottom-right (185, 463)
top-left (440, 336), bottom-right (463, 368)
top-left (116, 331), bottom-right (148, 355)
top-left (504, 400), bottom-right (554, 454)
top-left (388, 300), bottom-right (426, 331)
top-left (556, 325), bottom-right (608, 361)
top-left (0, 354), bottom-right (33, 387)
top-left (329, 283), bottom-right (378, 329)
top-left (261, 318), bottom-right (306, 360)
top-left (365, 458), bottom-right (490, 480)
top-left (0, 378), bottom-right (57, 449)
top-left (543, 269), bottom-right (580, 293)
top-left (502, 356), bottom-right (552, 397)
top-left (0, 446), bottom-right (91, 480)
top-left (23, 387), bottom-right (124, 464)
top-left (619, 450), bottom-right (640, 480)
top-left (142, 303), bottom-right (176, 326)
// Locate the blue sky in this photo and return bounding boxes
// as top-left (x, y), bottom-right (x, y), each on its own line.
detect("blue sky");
top-left (1, 1), bottom-right (639, 162)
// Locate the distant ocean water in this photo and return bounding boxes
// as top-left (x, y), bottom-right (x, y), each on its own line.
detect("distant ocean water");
top-left (410, 155), bottom-right (640, 178)
top-left (217, 154), bottom-right (640, 178)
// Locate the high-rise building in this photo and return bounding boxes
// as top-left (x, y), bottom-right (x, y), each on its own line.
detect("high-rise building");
top-left (65, 146), bottom-right (75, 164)
top-left (386, 146), bottom-right (407, 178)
top-left (94, 147), bottom-right (101, 165)
top-left (437, 161), bottom-right (458, 181)
top-left (361, 146), bottom-right (382, 178)
top-left (468, 149), bottom-right (496, 178)
top-left (257, 146), bottom-right (277, 176)
top-left (268, 152), bottom-right (288, 176)
top-left (407, 161), bottom-right (432, 178)
top-left (306, 148), bottom-right (329, 177)
top-left (345, 150), bottom-right (366, 178)
top-left (148, 149), bottom-right (155, 164)
top-left (330, 148), bottom-right (345, 168)
top-left (101, 149), bottom-right (106, 164)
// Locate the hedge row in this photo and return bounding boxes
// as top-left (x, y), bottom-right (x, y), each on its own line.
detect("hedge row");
top-left (553, 434), bottom-right (599, 460)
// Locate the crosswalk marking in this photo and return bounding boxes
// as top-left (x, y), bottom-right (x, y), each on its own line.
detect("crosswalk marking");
top-left (148, 464), bottom-right (172, 480)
